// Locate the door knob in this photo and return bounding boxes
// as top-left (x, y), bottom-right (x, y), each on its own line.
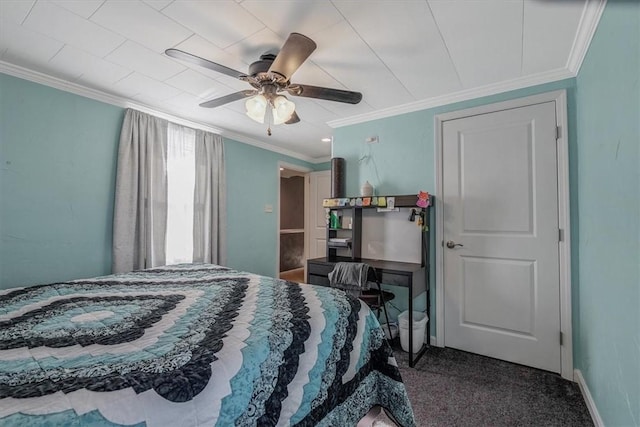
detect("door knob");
top-left (446, 240), bottom-right (464, 249)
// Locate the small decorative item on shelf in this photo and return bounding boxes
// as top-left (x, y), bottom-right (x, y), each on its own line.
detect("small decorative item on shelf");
top-left (355, 197), bottom-right (363, 206)
top-left (387, 197), bottom-right (395, 209)
top-left (349, 198), bottom-right (356, 206)
top-left (362, 197), bottom-right (371, 206)
top-left (371, 196), bottom-right (378, 206)
top-left (323, 198), bottom-right (339, 207)
top-left (360, 180), bottom-right (373, 197)
top-left (377, 197), bottom-right (386, 207)
top-left (329, 211), bottom-right (340, 229)
top-left (416, 191), bottom-right (430, 208)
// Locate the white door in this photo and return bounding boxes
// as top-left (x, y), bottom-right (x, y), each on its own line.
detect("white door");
top-left (442, 101), bottom-right (561, 372)
top-left (307, 170), bottom-right (331, 260)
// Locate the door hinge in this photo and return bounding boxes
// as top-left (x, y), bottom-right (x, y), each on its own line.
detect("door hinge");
top-left (560, 331), bottom-right (564, 346)
top-left (556, 125), bottom-right (562, 140)
top-left (559, 228), bottom-right (564, 242)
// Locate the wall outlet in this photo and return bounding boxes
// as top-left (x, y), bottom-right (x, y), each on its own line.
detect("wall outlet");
top-left (264, 204), bottom-right (273, 213)
top-left (365, 136), bottom-right (379, 143)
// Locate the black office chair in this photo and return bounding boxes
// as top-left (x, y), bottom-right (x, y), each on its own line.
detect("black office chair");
top-left (328, 263), bottom-right (395, 339)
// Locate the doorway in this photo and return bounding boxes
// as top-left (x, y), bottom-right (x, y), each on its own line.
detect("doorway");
top-left (278, 165), bottom-right (308, 283)
top-left (435, 90), bottom-right (573, 379)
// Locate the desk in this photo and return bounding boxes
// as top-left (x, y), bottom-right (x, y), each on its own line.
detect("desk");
top-left (307, 256), bottom-right (429, 367)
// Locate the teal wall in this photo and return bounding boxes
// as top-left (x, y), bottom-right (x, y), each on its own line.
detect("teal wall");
top-left (0, 73), bottom-right (123, 287)
top-left (333, 78), bottom-right (577, 335)
top-left (0, 73), bottom-right (315, 288)
top-left (574, 2), bottom-right (639, 426)
top-left (224, 137), bottom-right (314, 277)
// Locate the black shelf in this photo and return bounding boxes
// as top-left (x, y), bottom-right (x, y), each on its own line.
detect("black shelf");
top-left (326, 206), bottom-right (361, 260)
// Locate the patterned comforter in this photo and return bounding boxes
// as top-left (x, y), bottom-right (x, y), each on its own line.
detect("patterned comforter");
top-left (0, 264), bottom-right (415, 426)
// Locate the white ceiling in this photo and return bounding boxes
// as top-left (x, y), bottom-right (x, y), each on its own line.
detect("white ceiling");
top-left (0, 0), bottom-right (601, 161)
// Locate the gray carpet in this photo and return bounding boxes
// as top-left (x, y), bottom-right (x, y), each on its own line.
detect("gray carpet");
top-left (391, 345), bottom-right (593, 427)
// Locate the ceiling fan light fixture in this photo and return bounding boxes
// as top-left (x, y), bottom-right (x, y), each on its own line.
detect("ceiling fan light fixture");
top-left (245, 94), bottom-right (268, 123)
top-left (272, 95), bottom-right (296, 125)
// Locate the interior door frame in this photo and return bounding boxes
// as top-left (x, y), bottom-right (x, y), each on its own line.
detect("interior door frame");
top-left (434, 90), bottom-right (573, 380)
top-left (305, 169), bottom-right (332, 280)
top-left (276, 161), bottom-right (312, 279)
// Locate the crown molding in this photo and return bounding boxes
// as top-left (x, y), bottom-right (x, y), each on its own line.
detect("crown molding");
top-left (217, 128), bottom-right (323, 163)
top-left (328, 0), bottom-right (605, 129)
top-left (0, 61), bottom-right (323, 164)
top-left (566, 0), bottom-right (607, 74)
top-left (327, 68), bottom-right (575, 128)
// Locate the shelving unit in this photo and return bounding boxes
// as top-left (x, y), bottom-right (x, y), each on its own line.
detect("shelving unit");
top-left (308, 194), bottom-right (433, 367)
top-left (326, 207), bottom-right (361, 260)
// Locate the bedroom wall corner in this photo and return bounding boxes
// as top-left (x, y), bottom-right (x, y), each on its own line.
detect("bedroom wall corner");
top-left (224, 137), bottom-right (315, 278)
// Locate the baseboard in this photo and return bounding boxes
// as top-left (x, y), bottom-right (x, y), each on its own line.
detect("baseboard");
top-left (574, 369), bottom-right (604, 427)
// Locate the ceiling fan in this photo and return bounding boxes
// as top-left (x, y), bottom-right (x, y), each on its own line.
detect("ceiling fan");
top-left (165, 33), bottom-right (362, 135)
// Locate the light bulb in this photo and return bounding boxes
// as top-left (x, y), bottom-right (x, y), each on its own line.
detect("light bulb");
top-left (272, 95), bottom-right (295, 125)
top-left (245, 95), bottom-right (267, 123)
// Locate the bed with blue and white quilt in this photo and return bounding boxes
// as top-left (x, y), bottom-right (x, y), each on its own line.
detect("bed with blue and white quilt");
top-left (0, 264), bottom-right (415, 426)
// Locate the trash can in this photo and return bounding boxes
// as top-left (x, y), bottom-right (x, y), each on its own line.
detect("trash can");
top-left (398, 311), bottom-right (428, 353)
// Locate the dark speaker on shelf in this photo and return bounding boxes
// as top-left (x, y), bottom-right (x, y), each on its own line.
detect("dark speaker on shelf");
top-left (331, 157), bottom-right (345, 198)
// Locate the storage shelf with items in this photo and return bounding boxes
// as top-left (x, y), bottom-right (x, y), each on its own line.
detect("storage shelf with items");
top-left (325, 206), bottom-right (361, 260)
top-left (322, 193), bottom-right (431, 262)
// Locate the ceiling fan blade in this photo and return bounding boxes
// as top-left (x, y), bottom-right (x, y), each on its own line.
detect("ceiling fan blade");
top-left (199, 90), bottom-right (257, 108)
top-left (285, 111), bottom-right (300, 125)
top-left (165, 48), bottom-right (246, 79)
top-left (287, 84), bottom-right (362, 104)
top-left (268, 33), bottom-right (317, 81)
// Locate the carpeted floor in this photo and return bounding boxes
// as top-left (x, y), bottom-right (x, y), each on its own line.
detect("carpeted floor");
top-left (387, 345), bottom-right (593, 427)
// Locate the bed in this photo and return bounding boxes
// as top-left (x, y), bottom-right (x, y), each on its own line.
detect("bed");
top-left (0, 264), bottom-right (415, 426)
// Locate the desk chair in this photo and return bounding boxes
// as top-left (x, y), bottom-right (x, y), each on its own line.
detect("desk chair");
top-left (328, 263), bottom-right (395, 339)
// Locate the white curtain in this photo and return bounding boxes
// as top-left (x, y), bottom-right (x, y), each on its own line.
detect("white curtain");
top-left (112, 109), bottom-right (226, 273)
top-left (166, 123), bottom-right (196, 265)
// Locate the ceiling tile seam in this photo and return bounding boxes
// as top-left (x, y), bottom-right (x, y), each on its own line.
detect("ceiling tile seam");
top-left (0, 61), bottom-right (320, 162)
top-left (113, 70), bottom-right (136, 86)
top-left (86, 0), bottom-right (107, 20)
top-left (237, 2), bottom-right (273, 39)
top-left (160, 66), bottom-right (189, 86)
top-left (221, 24), bottom-right (269, 53)
top-left (103, 38), bottom-right (129, 62)
top-left (121, 3), bottom-right (201, 52)
top-left (19, 0), bottom-right (37, 25)
top-left (156, 1), bottom-right (174, 13)
top-left (425, 0), bottom-right (463, 89)
top-left (166, 31), bottom-right (198, 52)
top-left (328, 0), bottom-right (415, 100)
top-left (47, 44), bottom-right (67, 66)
